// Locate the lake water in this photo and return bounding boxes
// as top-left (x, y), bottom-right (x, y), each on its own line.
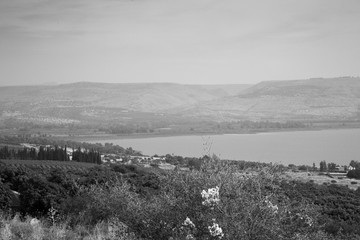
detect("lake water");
top-left (88, 129), bottom-right (360, 166)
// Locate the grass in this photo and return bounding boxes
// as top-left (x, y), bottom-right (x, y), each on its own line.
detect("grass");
top-left (0, 213), bottom-right (139, 240)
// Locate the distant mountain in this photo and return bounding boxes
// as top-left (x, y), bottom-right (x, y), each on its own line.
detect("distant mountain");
top-left (0, 82), bottom-right (251, 125)
top-left (240, 77), bottom-right (360, 98)
top-left (183, 77), bottom-right (360, 121)
top-left (1, 78), bottom-right (360, 127)
top-left (0, 82), bottom-right (251, 111)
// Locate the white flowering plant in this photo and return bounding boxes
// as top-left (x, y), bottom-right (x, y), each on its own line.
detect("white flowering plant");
top-left (183, 217), bottom-right (196, 229)
top-left (264, 197), bottom-right (279, 215)
top-left (201, 186), bottom-right (220, 209)
top-left (208, 219), bottom-right (224, 239)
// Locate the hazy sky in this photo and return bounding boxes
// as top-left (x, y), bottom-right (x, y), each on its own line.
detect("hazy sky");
top-left (1, 0), bottom-right (360, 86)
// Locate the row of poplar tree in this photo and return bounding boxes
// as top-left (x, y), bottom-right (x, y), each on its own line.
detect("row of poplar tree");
top-left (0, 145), bottom-right (101, 164)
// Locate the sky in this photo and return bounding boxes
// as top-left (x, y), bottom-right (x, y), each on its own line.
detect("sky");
top-left (0, 0), bottom-right (360, 86)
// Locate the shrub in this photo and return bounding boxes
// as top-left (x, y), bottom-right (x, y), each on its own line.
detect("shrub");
top-left (111, 164), bottom-right (137, 174)
top-left (80, 160), bottom-right (323, 240)
top-left (0, 215), bottom-right (44, 240)
top-left (3, 156), bottom-right (359, 239)
top-left (0, 182), bottom-right (12, 211)
top-left (347, 169), bottom-right (360, 179)
top-left (298, 165), bottom-right (308, 171)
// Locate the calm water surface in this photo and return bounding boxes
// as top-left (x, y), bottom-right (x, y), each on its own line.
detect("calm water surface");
top-left (88, 129), bottom-right (360, 166)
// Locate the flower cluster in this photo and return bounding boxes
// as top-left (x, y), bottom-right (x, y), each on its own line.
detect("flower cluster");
top-left (208, 219), bottom-right (224, 239)
top-left (264, 198), bottom-right (278, 214)
top-left (48, 205), bottom-right (58, 225)
top-left (201, 186), bottom-right (220, 208)
top-left (183, 217), bottom-right (195, 229)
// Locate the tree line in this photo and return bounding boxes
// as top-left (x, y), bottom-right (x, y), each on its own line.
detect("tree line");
top-left (319, 160), bottom-right (341, 172)
top-left (0, 135), bottom-right (141, 155)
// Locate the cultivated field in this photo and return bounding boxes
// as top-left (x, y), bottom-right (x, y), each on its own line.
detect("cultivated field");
top-left (283, 171), bottom-right (360, 190)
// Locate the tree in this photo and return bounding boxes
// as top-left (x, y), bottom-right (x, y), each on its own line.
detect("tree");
top-left (298, 165), bottom-right (307, 171)
top-left (349, 160), bottom-right (360, 170)
top-left (188, 158), bottom-right (202, 171)
top-left (347, 169), bottom-right (360, 179)
top-left (320, 160), bottom-right (327, 172)
top-left (327, 162), bottom-right (337, 172)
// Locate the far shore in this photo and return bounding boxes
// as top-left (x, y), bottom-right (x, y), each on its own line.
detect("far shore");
top-left (59, 126), bottom-right (360, 142)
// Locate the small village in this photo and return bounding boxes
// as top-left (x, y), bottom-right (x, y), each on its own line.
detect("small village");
top-left (18, 142), bottom-right (356, 173)
top-left (100, 153), bottom-right (180, 170)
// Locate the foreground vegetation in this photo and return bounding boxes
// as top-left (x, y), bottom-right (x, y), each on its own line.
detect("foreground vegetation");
top-left (1, 158), bottom-right (360, 239)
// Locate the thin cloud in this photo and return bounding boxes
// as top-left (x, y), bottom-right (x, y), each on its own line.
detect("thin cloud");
top-left (0, 0), bottom-right (360, 86)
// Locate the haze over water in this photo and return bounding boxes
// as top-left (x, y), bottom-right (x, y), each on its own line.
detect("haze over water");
top-left (89, 128), bottom-right (360, 166)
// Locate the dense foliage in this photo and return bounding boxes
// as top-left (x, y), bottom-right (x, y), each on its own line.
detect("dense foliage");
top-left (347, 160), bottom-right (360, 179)
top-left (347, 169), bottom-right (360, 179)
top-left (1, 159), bottom-right (360, 239)
top-left (0, 180), bottom-right (12, 210)
top-left (0, 163), bottom-right (160, 218)
top-left (281, 180), bottom-right (360, 236)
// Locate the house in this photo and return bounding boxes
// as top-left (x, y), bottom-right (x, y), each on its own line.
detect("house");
top-left (335, 165), bottom-right (346, 172)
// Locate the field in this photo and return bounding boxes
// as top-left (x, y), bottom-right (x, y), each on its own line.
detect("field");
top-left (0, 159), bottom-right (97, 172)
top-left (283, 171), bottom-right (360, 190)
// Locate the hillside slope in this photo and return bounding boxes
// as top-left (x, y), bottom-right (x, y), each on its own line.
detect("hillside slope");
top-left (0, 82), bottom-right (250, 125)
top-left (184, 77), bottom-right (360, 121)
top-left (1, 78), bottom-right (360, 126)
